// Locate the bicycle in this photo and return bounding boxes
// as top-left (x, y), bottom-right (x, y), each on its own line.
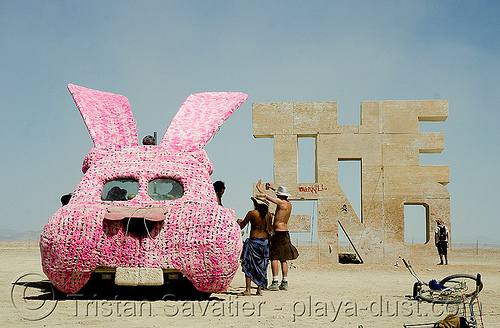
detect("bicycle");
top-left (403, 258), bottom-right (482, 304)
top-left (402, 258), bottom-right (484, 328)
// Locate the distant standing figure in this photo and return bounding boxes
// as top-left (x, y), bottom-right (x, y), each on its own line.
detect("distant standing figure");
top-left (213, 180), bottom-right (225, 206)
top-left (435, 218), bottom-right (449, 265)
top-left (256, 179), bottom-right (299, 291)
top-left (237, 195), bottom-right (273, 295)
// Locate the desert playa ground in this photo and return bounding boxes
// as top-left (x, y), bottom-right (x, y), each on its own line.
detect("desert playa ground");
top-left (1, 242), bottom-right (498, 327)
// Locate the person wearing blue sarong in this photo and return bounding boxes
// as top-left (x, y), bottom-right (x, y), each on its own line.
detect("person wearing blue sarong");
top-left (237, 196), bottom-right (273, 295)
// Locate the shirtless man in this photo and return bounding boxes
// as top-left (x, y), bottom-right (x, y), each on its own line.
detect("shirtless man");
top-left (256, 179), bottom-right (299, 291)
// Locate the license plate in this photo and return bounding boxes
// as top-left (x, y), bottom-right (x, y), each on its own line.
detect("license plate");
top-left (114, 267), bottom-right (164, 286)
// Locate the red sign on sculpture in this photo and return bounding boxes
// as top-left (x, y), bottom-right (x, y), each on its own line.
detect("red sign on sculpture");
top-left (298, 184), bottom-right (328, 194)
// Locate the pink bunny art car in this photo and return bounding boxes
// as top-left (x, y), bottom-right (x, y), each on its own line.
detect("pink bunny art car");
top-left (40, 84), bottom-right (247, 296)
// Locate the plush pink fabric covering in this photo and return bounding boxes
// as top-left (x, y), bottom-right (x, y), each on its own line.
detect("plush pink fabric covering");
top-left (40, 84), bottom-right (247, 294)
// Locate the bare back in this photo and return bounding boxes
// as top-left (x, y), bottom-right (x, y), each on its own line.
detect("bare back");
top-left (271, 198), bottom-right (292, 231)
top-left (256, 180), bottom-right (292, 232)
top-left (239, 209), bottom-right (271, 238)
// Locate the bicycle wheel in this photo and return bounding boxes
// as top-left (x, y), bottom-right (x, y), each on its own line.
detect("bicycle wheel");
top-left (440, 274), bottom-right (483, 298)
top-left (417, 274), bottom-right (482, 304)
top-left (417, 288), bottom-right (462, 304)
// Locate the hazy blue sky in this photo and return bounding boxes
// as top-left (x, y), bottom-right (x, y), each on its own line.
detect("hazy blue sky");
top-left (1, 1), bottom-right (498, 244)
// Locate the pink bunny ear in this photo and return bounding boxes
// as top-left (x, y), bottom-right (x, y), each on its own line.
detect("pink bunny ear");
top-left (68, 84), bottom-right (139, 149)
top-left (161, 92), bottom-right (248, 151)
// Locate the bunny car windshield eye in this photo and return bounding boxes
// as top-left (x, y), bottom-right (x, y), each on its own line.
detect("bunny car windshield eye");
top-left (102, 178), bottom-right (139, 201)
top-left (148, 178), bottom-right (184, 201)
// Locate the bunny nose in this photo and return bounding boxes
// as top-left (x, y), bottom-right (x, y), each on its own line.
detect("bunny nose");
top-left (104, 206), bottom-right (167, 237)
top-left (104, 206), bottom-right (167, 221)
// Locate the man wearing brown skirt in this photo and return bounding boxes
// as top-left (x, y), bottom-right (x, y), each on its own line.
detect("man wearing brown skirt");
top-left (257, 180), bottom-right (299, 291)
